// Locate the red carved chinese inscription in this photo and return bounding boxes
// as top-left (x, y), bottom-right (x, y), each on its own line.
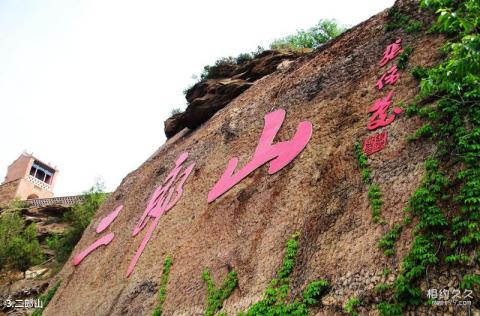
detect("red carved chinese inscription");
top-left (379, 38), bottom-right (403, 67)
top-left (72, 204), bottom-right (123, 266)
top-left (367, 91), bottom-right (403, 131)
top-left (127, 152), bottom-right (195, 277)
top-left (363, 131), bottom-right (388, 155)
top-left (376, 65), bottom-right (400, 90)
top-left (207, 109), bottom-right (312, 203)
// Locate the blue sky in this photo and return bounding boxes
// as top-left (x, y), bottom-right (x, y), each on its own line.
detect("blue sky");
top-left (0, 0), bottom-right (394, 196)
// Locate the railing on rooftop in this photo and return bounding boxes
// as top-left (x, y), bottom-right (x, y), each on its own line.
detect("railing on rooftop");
top-left (26, 175), bottom-right (52, 192)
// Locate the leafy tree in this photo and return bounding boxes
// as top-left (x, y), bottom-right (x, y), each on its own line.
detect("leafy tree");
top-left (270, 19), bottom-right (347, 50)
top-left (0, 212), bottom-right (43, 271)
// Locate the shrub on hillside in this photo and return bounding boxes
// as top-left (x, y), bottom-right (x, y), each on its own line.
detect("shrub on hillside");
top-left (0, 212), bottom-right (43, 271)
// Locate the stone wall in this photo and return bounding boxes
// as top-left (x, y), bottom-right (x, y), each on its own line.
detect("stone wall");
top-left (4, 154), bottom-right (31, 183)
top-left (15, 178), bottom-right (54, 200)
top-left (0, 179), bottom-right (20, 206)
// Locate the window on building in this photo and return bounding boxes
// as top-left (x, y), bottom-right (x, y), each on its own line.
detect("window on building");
top-left (29, 161), bottom-right (54, 184)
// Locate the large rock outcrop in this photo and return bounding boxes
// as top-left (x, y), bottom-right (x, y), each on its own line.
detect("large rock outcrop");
top-left (164, 50), bottom-right (307, 138)
top-left (43, 1), bottom-right (479, 315)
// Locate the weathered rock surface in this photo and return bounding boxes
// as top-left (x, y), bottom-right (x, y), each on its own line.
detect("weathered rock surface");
top-left (164, 50), bottom-right (306, 138)
top-left (0, 205), bottom-right (70, 315)
top-left (44, 0), bottom-right (479, 315)
top-left (21, 205), bottom-right (71, 240)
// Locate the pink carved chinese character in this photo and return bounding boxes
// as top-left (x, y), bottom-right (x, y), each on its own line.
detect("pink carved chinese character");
top-left (127, 152), bottom-right (195, 277)
top-left (207, 109), bottom-right (312, 203)
top-left (376, 65), bottom-right (400, 90)
top-left (367, 91), bottom-right (403, 130)
top-left (379, 38), bottom-right (403, 67)
top-left (363, 131), bottom-right (388, 155)
top-left (72, 204), bottom-right (123, 266)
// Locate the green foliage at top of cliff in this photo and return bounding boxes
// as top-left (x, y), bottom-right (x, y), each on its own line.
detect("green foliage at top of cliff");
top-left (270, 19), bottom-right (346, 51)
top-left (194, 19), bottom-right (346, 84)
top-left (195, 46), bottom-right (265, 83)
top-left (65, 181), bottom-right (107, 231)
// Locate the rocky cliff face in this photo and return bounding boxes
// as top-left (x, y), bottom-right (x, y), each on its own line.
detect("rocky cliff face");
top-left (43, 1), bottom-right (478, 315)
top-left (0, 204), bottom-right (71, 315)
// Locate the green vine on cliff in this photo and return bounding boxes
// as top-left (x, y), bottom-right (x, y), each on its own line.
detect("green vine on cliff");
top-left (378, 224), bottom-right (402, 256)
top-left (354, 141), bottom-right (371, 183)
top-left (202, 268), bottom-right (238, 316)
top-left (354, 142), bottom-right (385, 223)
top-left (385, 7), bottom-right (423, 33)
top-left (152, 256), bottom-right (172, 316)
top-left (378, 158), bottom-right (448, 314)
top-left (343, 296), bottom-right (361, 316)
top-left (368, 184), bottom-right (384, 224)
top-left (379, 0), bottom-right (480, 313)
top-left (396, 46), bottom-right (413, 70)
top-left (239, 232), bottom-right (330, 316)
top-left (414, 0), bottom-right (480, 270)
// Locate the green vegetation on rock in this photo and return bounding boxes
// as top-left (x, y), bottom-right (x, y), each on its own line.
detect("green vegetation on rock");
top-left (396, 46), bottom-right (413, 70)
top-left (152, 256), bottom-right (172, 316)
top-left (354, 141), bottom-right (386, 224)
top-left (377, 0), bottom-right (480, 313)
top-left (385, 7), bottom-right (422, 33)
top-left (0, 212), bottom-right (43, 272)
top-left (202, 268), bottom-right (238, 316)
top-left (190, 19), bottom-right (346, 92)
top-left (344, 296), bottom-right (361, 316)
top-left (382, 158), bottom-right (448, 312)
top-left (239, 232), bottom-right (330, 316)
top-left (379, 224), bottom-right (402, 256)
top-left (354, 141), bottom-right (371, 184)
top-left (368, 184), bottom-right (384, 224)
